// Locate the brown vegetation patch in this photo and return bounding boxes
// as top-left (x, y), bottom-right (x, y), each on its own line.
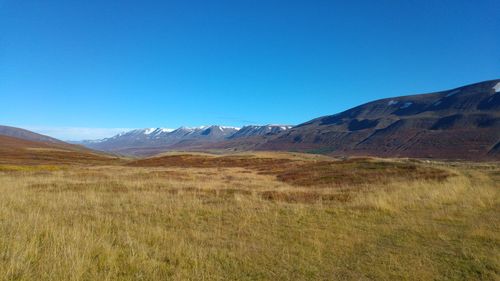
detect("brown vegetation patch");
top-left (129, 154), bottom-right (452, 187)
top-left (128, 154), bottom-right (295, 170)
top-left (259, 190), bottom-right (352, 203)
top-left (274, 159), bottom-right (452, 187)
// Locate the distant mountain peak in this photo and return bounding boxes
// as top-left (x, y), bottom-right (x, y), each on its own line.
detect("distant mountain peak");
top-left (79, 124), bottom-right (243, 154)
top-left (229, 124), bottom-right (292, 139)
top-left (139, 128), bottom-right (174, 135)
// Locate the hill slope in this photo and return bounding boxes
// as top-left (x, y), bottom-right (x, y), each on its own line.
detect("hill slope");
top-left (0, 125), bottom-right (66, 144)
top-left (260, 79), bottom-right (500, 160)
top-left (0, 131), bottom-right (119, 165)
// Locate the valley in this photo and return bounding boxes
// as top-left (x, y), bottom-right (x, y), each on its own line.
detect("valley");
top-left (0, 137), bottom-right (498, 280)
top-left (76, 79), bottom-right (500, 160)
top-left (0, 79), bottom-right (498, 280)
top-left (3, 1), bottom-right (498, 279)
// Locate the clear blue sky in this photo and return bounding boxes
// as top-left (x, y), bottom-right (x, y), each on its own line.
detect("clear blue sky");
top-left (1, 0), bottom-right (499, 140)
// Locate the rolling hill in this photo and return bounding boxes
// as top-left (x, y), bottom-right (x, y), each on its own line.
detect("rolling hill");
top-left (0, 125), bottom-right (66, 144)
top-left (0, 128), bottom-right (120, 165)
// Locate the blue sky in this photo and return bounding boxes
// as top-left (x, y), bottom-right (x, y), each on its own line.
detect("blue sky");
top-left (1, 0), bottom-right (499, 140)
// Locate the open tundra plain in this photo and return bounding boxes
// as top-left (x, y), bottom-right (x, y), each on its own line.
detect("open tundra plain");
top-left (0, 150), bottom-right (498, 280)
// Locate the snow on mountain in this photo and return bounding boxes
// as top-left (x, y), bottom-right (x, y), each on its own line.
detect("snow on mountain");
top-left (400, 102), bottom-right (413, 109)
top-left (78, 124), bottom-right (293, 154)
top-left (494, 82), bottom-right (500, 93)
top-left (229, 125), bottom-right (292, 139)
top-left (80, 125), bottom-right (241, 152)
top-left (143, 128), bottom-right (156, 134)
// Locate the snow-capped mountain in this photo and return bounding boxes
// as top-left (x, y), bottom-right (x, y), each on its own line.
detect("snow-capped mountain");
top-left (79, 125), bottom-right (280, 155)
top-left (174, 125), bottom-right (240, 139)
top-left (229, 125), bottom-right (292, 139)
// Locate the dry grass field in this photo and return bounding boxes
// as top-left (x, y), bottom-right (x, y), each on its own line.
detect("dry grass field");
top-left (0, 152), bottom-right (498, 280)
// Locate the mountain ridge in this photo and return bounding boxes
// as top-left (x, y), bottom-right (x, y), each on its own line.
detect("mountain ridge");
top-left (258, 79), bottom-right (500, 160)
top-left (0, 125), bottom-right (67, 144)
top-left (78, 125), bottom-right (292, 156)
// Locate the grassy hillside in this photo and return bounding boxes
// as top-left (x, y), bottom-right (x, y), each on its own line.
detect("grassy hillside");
top-left (0, 135), bottom-right (122, 165)
top-left (0, 152), bottom-right (498, 280)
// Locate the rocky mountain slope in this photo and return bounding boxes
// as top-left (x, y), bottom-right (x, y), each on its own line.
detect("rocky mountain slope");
top-left (259, 79), bottom-right (500, 160)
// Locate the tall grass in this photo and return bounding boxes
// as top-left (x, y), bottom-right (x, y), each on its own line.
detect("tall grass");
top-left (0, 160), bottom-right (498, 280)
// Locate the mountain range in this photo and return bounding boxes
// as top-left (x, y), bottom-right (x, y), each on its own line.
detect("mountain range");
top-left (2, 79), bottom-right (499, 160)
top-left (75, 125), bottom-right (292, 156)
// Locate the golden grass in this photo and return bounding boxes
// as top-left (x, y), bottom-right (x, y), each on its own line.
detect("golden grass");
top-left (0, 165), bottom-right (64, 172)
top-left (0, 154), bottom-right (498, 280)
